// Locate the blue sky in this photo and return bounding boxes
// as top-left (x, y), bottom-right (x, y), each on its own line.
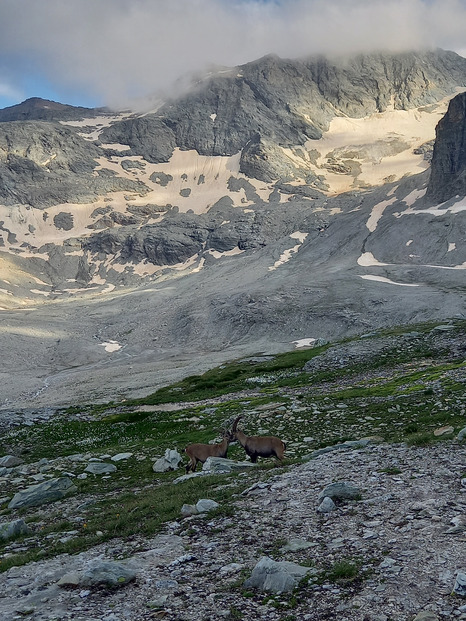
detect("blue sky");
top-left (0, 0), bottom-right (465, 111)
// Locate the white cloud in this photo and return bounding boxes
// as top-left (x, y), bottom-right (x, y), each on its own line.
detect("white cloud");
top-left (0, 0), bottom-right (466, 108)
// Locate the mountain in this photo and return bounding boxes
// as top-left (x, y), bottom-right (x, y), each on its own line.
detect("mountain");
top-left (0, 49), bottom-right (465, 412)
top-left (0, 97), bottom-right (106, 122)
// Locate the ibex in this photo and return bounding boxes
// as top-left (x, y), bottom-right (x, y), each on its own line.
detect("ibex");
top-left (185, 429), bottom-right (232, 473)
top-left (231, 416), bottom-right (286, 463)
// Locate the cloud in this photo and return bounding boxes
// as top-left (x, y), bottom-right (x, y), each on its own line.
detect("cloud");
top-left (0, 0), bottom-right (466, 108)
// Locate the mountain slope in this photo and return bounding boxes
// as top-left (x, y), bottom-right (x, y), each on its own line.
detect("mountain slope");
top-left (0, 49), bottom-right (465, 411)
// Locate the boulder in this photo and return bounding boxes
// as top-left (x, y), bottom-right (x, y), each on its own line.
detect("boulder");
top-left (0, 519), bottom-right (30, 540)
top-left (453, 571), bottom-right (466, 597)
top-left (58, 561), bottom-right (136, 589)
top-left (152, 449), bottom-right (182, 473)
top-left (202, 457), bottom-right (255, 473)
top-left (0, 455), bottom-right (23, 468)
top-left (8, 477), bottom-right (77, 509)
top-left (195, 499), bottom-right (219, 513)
top-left (84, 462), bottom-right (117, 475)
top-left (244, 556), bottom-right (310, 593)
top-left (317, 497), bottom-right (337, 513)
top-left (318, 482), bottom-right (362, 502)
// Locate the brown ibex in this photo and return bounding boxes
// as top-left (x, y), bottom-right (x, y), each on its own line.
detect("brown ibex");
top-left (231, 416), bottom-right (286, 463)
top-left (185, 429), bottom-right (232, 473)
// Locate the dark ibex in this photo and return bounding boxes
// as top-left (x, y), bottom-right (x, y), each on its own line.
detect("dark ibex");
top-left (185, 429), bottom-right (232, 473)
top-left (231, 416), bottom-right (286, 463)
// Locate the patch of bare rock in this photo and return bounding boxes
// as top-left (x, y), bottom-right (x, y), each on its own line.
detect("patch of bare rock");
top-left (0, 441), bottom-right (466, 620)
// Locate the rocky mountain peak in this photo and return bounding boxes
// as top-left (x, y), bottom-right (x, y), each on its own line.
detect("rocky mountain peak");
top-left (427, 90), bottom-right (466, 202)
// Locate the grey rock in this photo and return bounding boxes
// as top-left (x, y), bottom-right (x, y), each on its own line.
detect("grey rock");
top-left (457, 427), bottom-right (466, 441)
top-left (181, 504), bottom-right (198, 517)
top-left (111, 452), bottom-right (133, 462)
top-left (57, 571), bottom-right (82, 587)
top-left (173, 472), bottom-right (207, 484)
top-left (202, 457), bottom-right (256, 473)
top-left (195, 499), bottom-right (219, 513)
top-left (280, 538), bottom-right (315, 552)
top-left (8, 477), bottom-right (77, 509)
top-left (318, 482), bottom-right (362, 502)
top-left (0, 519), bottom-right (30, 540)
top-left (152, 449), bottom-right (182, 473)
top-left (244, 556), bottom-right (310, 593)
top-left (305, 438), bottom-right (372, 459)
top-left (453, 571), bottom-right (466, 597)
top-left (317, 496), bottom-right (337, 513)
top-left (0, 455), bottom-right (23, 468)
top-left (413, 612), bottom-right (440, 621)
top-left (84, 462), bottom-right (117, 475)
top-left (81, 561), bottom-right (136, 587)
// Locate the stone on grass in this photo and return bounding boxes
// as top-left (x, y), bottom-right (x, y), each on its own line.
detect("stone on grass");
top-left (317, 496), bottom-right (337, 513)
top-left (8, 477), bottom-right (77, 509)
top-left (196, 499), bottom-right (219, 513)
top-left (84, 462), bottom-right (117, 475)
top-left (244, 556), bottom-right (310, 593)
top-left (173, 472), bottom-right (206, 484)
top-left (202, 457), bottom-right (255, 473)
top-left (433, 426), bottom-right (454, 437)
top-left (152, 449), bottom-right (182, 473)
top-left (0, 455), bottom-right (23, 468)
top-left (0, 519), bottom-right (30, 540)
top-left (318, 481), bottom-right (362, 502)
top-left (181, 504), bottom-right (198, 517)
top-left (111, 452), bottom-right (133, 462)
top-left (453, 571), bottom-right (466, 597)
top-left (457, 427), bottom-right (466, 441)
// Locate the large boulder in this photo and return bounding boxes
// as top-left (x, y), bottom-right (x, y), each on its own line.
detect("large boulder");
top-left (8, 477), bottom-right (77, 509)
top-left (153, 449), bottom-right (182, 473)
top-left (244, 556), bottom-right (310, 593)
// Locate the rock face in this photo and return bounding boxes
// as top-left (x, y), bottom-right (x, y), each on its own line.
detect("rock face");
top-left (427, 91), bottom-right (466, 202)
top-left (0, 121), bottom-right (148, 207)
top-left (101, 50), bottom-right (466, 177)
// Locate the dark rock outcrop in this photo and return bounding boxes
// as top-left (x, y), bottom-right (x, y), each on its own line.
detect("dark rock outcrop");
top-left (426, 91), bottom-right (466, 203)
top-left (0, 97), bottom-right (106, 122)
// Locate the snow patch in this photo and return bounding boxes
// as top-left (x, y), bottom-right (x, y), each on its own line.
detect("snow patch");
top-left (269, 232), bottom-right (308, 271)
top-left (402, 187), bottom-right (427, 207)
top-left (359, 275), bottom-right (420, 287)
top-left (357, 252), bottom-right (390, 267)
top-left (100, 341), bottom-right (122, 353)
top-left (293, 338), bottom-right (316, 348)
top-left (366, 197), bottom-right (397, 232)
